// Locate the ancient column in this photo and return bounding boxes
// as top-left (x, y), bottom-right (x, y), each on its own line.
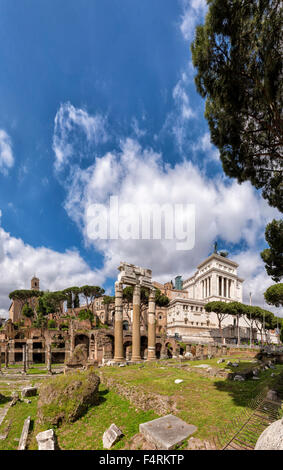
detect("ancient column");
top-left (147, 290), bottom-right (156, 361)
top-left (46, 344), bottom-right (52, 374)
top-left (114, 282), bottom-right (124, 362)
top-left (9, 340), bottom-right (15, 364)
top-left (132, 283), bottom-right (141, 361)
top-left (22, 345), bottom-right (27, 374)
top-left (25, 343), bottom-right (29, 370)
top-left (5, 343), bottom-right (8, 368)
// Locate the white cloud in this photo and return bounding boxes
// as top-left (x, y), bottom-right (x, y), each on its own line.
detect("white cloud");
top-left (53, 102), bottom-right (108, 171)
top-left (51, 106), bottom-right (280, 310)
top-left (0, 129), bottom-right (14, 175)
top-left (193, 132), bottom-right (220, 162)
top-left (234, 251), bottom-right (283, 317)
top-left (173, 77), bottom-right (195, 121)
top-left (131, 118), bottom-right (147, 138)
top-left (0, 224), bottom-right (104, 318)
top-left (163, 70), bottom-right (199, 153)
top-left (180, 0), bottom-right (208, 41)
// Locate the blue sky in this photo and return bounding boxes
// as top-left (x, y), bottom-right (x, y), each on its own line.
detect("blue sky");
top-left (0, 0), bottom-right (281, 316)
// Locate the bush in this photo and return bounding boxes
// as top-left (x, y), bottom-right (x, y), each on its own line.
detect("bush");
top-left (78, 309), bottom-right (94, 322)
top-left (48, 319), bottom-right (56, 329)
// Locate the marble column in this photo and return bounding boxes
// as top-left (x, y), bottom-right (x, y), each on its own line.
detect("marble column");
top-left (22, 345), bottom-right (27, 373)
top-left (5, 343), bottom-right (8, 368)
top-left (147, 290), bottom-right (156, 361)
top-left (114, 282), bottom-right (124, 362)
top-left (221, 277), bottom-right (224, 297)
top-left (46, 344), bottom-right (52, 374)
top-left (132, 283), bottom-right (141, 361)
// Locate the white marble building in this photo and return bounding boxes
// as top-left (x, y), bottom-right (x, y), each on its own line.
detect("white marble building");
top-left (166, 253), bottom-right (279, 344)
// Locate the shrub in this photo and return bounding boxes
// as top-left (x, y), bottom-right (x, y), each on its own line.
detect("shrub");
top-left (48, 319), bottom-right (56, 329)
top-left (78, 309), bottom-right (94, 322)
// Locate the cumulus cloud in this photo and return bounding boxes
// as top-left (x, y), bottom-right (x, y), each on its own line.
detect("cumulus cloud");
top-left (0, 224), bottom-right (104, 318)
top-left (234, 251), bottom-right (282, 316)
top-left (51, 106), bottom-right (280, 310)
top-left (0, 129), bottom-right (14, 175)
top-left (53, 102), bottom-right (108, 171)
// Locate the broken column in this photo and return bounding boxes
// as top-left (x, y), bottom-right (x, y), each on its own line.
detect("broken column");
top-left (132, 283), bottom-right (141, 361)
top-left (147, 289), bottom-right (156, 361)
top-left (114, 282), bottom-right (124, 362)
top-left (36, 429), bottom-right (56, 450)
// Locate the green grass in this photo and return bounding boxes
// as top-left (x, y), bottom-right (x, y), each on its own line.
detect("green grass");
top-left (0, 396), bottom-right (38, 450)
top-left (100, 358), bottom-right (283, 441)
top-left (0, 355), bottom-right (282, 450)
top-left (28, 383), bottom-right (158, 450)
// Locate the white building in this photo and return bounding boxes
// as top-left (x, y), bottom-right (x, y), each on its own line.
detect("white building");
top-left (166, 253), bottom-right (279, 345)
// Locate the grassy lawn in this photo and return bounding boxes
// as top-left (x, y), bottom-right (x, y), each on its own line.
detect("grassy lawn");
top-left (0, 355), bottom-right (282, 450)
top-left (100, 358), bottom-right (283, 442)
top-left (0, 396), bottom-right (38, 450)
top-left (27, 384), bottom-right (158, 450)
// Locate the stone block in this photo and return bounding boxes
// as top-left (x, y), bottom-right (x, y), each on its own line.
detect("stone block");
top-left (184, 352), bottom-right (193, 359)
top-left (103, 423), bottom-right (123, 449)
top-left (36, 429), bottom-right (56, 450)
top-left (266, 390), bottom-right (279, 402)
top-left (217, 359), bottom-right (225, 364)
top-left (174, 379), bottom-right (183, 384)
top-left (18, 416), bottom-right (30, 450)
top-left (21, 387), bottom-right (37, 398)
top-left (139, 414), bottom-right (197, 450)
top-left (234, 375), bottom-right (245, 381)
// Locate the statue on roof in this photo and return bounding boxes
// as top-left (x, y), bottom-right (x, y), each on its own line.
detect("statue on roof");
top-left (213, 241), bottom-right (218, 254)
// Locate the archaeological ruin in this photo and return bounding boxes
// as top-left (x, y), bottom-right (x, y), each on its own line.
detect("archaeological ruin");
top-left (0, 254), bottom-right (280, 369)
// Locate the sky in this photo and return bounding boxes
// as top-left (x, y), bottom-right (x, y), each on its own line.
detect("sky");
top-left (0, 0), bottom-right (281, 318)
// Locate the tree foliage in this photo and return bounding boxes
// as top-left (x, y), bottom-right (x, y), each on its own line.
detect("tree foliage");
top-left (205, 300), bottom-right (281, 344)
top-left (191, 0), bottom-right (283, 211)
top-left (78, 309), bottom-right (94, 322)
top-left (264, 283), bottom-right (283, 307)
top-left (22, 303), bottom-right (34, 318)
top-left (79, 285), bottom-right (105, 312)
top-left (261, 219), bottom-right (283, 282)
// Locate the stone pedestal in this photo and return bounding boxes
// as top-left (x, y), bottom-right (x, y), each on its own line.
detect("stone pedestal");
top-left (132, 284), bottom-right (141, 361)
top-left (114, 282), bottom-right (124, 362)
top-left (147, 290), bottom-right (156, 361)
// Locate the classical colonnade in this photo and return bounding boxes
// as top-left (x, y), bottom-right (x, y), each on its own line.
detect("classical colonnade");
top-left (113, 263), bottom-right (157, 362)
